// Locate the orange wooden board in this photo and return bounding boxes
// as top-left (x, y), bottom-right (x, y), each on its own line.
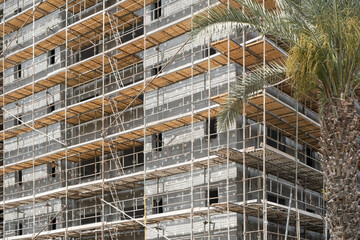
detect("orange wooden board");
top-left (1, 54), bottom-right (228, 140)
top-left (211, 93), bottom-right (320, 146)
top-left (212, 38), bottom-right (286, 68)
top-left (0, 0), bottom-right (98, 36)
top-left (1, 105), bottom-right (220, 174)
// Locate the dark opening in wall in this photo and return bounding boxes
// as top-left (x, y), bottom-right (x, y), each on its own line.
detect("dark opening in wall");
top-left (137, 94), bottom-right (144, 101)
top-left (81, 212), bottom-right (101, 225)
top-left (47, 162), bottom-right (56, 178)
top-left (306, 208), bottom-right (315, 213)
top-left (151, 66), bottom-right (162, 76)
top-left (16, 170), bottom-right (23, 186)
top-left (152, 199), bottom-right (163, 214)
top-left (266, 128), bottom-right (278, 148)
top-left (48, 49), bottom-right (56, 65)
top-left (152, 133), bottom-right (163, 151)
top-left (81, 157), bottom-right (100, 178)
top-left (80, 45), bottom-right (99, 61)
top-left (14, 64), bottom-right (22, 79)
top-left (206, 189), bottom-right (219, 206)
top-left (306, 147), bottom-right (314, 167)
top-left (14, 8), bottom-right (21, 14)
top-left (204, 47), bottom-right (217, 58)
top-left (267, 194), bottom-right (286, 206)
top-left (18, 222), bottom-right (23, 235)
top-left (48, 216), bottom-right (56, 230)
top-left (205, 118), bottom-right (217, 139)
top-left (47, 105), bottom-right (55, 114)
top-left (14, 115), bottom-right (22, 126)
top-left (152, 0), bottom-right (162, 20)
top-left (80, 93), bottom-right (99, 102)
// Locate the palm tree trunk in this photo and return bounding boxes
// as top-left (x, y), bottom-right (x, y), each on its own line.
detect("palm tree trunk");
top-left (320, 98), bottom-right (360, 240)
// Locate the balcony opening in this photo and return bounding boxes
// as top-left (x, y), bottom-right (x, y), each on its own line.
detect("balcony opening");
top-left (14, 8), bottom-right (21, 14)
top-left (14, 115), bottom-right (22, 126)
top-left (80, 93), bottom-right (98, 102)
top-left (306, 208), bottom-right (315, 213)
top-left (206, 188), bottom-right (219, 206)
top-left (267, 194), bottom-right (286, 206)
top-left (266, 128), bottom-right (278, 148)
top-left (153, 198), bottom-right (163, 214)
top-left (18, 222), bottom-right (23, 236)
top-left (48, 216), bottom-right (56, 230)
top-left (47, 104), bottom-right (55, 114)
top-left (152, 133), bottom-right (163, 151)
top-left (205, 118), bottom-right (217, 139)
top-left (151, 65), bottom-right (162, 76)
top-left (14, 64), bottom-right (22, 79)
top-left (48, 49), bottom-right (56, 65)
top-left (204, 47), bottom-right (217, 58)
top-left (16, 170), bottom-right (23, 186)
top-left (47, 162), bottom-right (56, 178)
top-left (81, 212), bottom-right (101, 225)
top-left (306, 147), bottom-right (314, 168)
top-left (152, 0), bottom-right (162, 20)
top-left (81, 157), bottom-right (100, 178)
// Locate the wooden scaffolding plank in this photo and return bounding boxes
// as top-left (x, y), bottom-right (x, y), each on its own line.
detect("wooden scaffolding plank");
top-left (1, 53), bottom-right (227, 140)
top-left (211, 37), bottom-right (286, 69)
top-left (214, 200), bottom-right (324, 232)
top-left (0, 0), bottom-right (99, 36)
top-left (213, 146), bottom-right (323, 192)
top-left (1, 105), bottom-right (220, 174)
top-left (211, 93), bottom-right (320, 146)
top-left (0, 155), bottom-right (223, 209)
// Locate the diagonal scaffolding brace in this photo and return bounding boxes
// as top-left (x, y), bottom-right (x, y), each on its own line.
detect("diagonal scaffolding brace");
top-left (101, 199), bottom-right (172, 240)
top-left (2, 108), bottom-right (66, 146)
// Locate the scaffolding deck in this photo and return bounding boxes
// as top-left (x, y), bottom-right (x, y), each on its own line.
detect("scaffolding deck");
top-left (211, 92), bottom-right (321, 146)
top-left (1, 0), bottom-right (152, 71)
top-left (4, 206), bottom-right (224, 239)
top-left (213, 145), bottom-right (323, 192)
top-left (0, 3), bottom-right (193, 105)
top-left (1, 53), bottom-right (227, 140)
top-left (1, 155), bottom-right (225, 208)
top-left (215, 200), bottom-right (324, 232)
top-left (212, 37), bottom-right (286, 69)
top-left (1, 105), bottom-right (220, 174)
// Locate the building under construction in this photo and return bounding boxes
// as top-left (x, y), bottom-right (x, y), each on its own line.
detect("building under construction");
top-left (0, 0), bottom-right (327, 239)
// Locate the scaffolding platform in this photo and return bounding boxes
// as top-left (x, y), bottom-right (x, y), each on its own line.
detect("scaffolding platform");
top-left (1, 104), bottom-right (221, 174)
top-left (4, 205), bottom-right (224, 239)
top-left (1, 53), bottom-right (227, 140)
top-left (214, 200), bottom-right (324, 232)
top-left (211, 36), bottom-right (287, 69)
top-left (212, 92), bottom-right (321, 146)
top-left (0, 155), bottom-right (226, 209)
top-left (213, 145), bottom-right (323, 192)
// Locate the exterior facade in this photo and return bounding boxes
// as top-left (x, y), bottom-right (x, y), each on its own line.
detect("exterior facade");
top-left (0, 0), bottom-right (327, 239)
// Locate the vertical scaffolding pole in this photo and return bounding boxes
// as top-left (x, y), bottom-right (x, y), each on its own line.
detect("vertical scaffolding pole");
top-left (295, 90), bottom-right (300, 239)
top-left (143, 0), bottom-right (147, 238)
top-left (206, 0), bottom-right (212, 237)
top-left (31, 0), bottom-right (36, 236)
top-left (190, 2), bottom-right (194, 239)
top-left (226, 0), bottom-right (231, 239)
top-left (262, 1), bottom-right (267, 239)
top-left (1, 0), bottom-right (5, 236)
top-left (101, 0), bottom-right (106, 239)
top-left (65, 0), bottom-right (69, 238)
top-left (241, 3), bottom-right (247, 239)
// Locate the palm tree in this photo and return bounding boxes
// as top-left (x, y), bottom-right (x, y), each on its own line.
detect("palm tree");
top-left (193, 0), bottom-right (360, 239)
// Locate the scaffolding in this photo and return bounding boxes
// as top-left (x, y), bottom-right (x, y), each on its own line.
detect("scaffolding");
top-left (0, 0), bottom-right (327, 239)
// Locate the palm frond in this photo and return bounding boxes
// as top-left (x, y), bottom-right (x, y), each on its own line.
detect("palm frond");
top-left (192, 0), bottom-right (300, 44)
top-left (217, 62), bottom-right (286, 130)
